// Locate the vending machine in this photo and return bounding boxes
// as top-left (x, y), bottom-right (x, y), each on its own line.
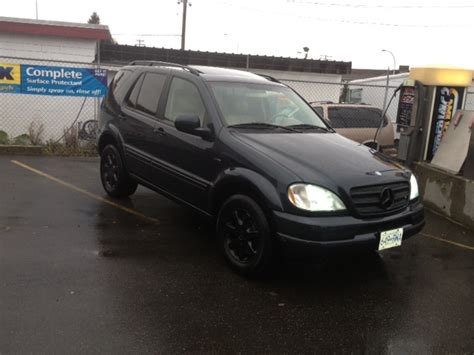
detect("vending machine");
top-left (395, 79), bottom-right (426, 164)
top-left (395, 67), bottom-right (472, 164)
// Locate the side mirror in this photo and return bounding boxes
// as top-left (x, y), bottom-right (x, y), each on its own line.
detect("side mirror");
top-left (175, 115), bottom-right (213, 140)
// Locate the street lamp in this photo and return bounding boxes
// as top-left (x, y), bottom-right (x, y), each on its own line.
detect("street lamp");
top-left (381, 49), bottom-right (396, 75)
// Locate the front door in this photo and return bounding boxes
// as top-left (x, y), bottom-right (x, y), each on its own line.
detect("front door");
top-left (150, 76), bottom-right (219, 212)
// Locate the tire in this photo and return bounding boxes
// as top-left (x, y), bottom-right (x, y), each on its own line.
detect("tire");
top-left (216, 194), bottom-right (275, 277)
top-left (100, 144), bottom-right (138, 198)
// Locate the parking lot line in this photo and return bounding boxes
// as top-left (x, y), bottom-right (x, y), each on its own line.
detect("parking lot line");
top-left (10, 160), bottom-right (160, 224)
top-left (420, 232), bottom-right (474, 251)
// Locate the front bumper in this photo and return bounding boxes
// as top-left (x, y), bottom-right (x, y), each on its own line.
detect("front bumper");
top-left (274, 202), bottom-right (424, 253)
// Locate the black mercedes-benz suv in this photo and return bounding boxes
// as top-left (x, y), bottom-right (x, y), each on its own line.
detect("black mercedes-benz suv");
top-left (98, 61), bottom-right (424, 275)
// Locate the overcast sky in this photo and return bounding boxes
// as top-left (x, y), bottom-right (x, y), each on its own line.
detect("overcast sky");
top-left (4, 0), bottom-right (474, 69)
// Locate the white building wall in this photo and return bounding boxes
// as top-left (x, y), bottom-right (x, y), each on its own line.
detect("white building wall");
top-left (0, 34), bottom-right (99, 142)
top-left (0, 33), bottom-right (97, 62)
top-left (349, 73), bottom-right (409, 123)
top-left (251, 68), bottom-right (343, 103)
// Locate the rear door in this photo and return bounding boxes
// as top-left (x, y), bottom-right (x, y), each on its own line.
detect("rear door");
top-left (120, 71), bottom-right (168, 181)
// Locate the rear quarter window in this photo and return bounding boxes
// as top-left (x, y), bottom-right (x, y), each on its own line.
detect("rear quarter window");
top-left (104, 70), bottom-right (132, 109)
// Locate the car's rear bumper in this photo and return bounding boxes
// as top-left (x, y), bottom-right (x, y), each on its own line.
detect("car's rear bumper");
top-left (273, 202), bottom-right (424, 253)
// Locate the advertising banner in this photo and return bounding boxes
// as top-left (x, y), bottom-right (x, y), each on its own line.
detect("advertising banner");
top-left (0, 63), bottom-right (107, 97)
top-left (427, 86), bottom-right (465, 160)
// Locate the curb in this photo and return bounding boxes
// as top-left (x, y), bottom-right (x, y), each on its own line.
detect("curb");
top-left (0, 145), bottom-right (43, 155)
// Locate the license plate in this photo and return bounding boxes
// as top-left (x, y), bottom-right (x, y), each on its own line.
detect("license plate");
top-left (378, 228), bottom-right (403, 251)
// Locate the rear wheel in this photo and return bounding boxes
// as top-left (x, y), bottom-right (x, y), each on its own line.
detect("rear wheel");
top-left (100, 144), bottom-right (137, 198)
top-left (217, 195), bottom-right (275, 277)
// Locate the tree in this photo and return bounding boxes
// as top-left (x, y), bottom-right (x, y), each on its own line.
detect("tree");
top-left (88, 12), bottom-right (100, 24)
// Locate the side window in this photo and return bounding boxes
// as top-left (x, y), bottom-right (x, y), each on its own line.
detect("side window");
top-left (164, 77), bottom-right (206, 124)
top-left (330, 107), bottom-right (386, 128)
top-left (312, 106), bottom-right (324, 118)
top-left (105, 70), bottom-right (132, 110)
top-left (135, 73), bottom-right (167, 115)
top-left (126, 74), bottom-right (145, 108)
top-left (327, 108), bottom-right (347, 128)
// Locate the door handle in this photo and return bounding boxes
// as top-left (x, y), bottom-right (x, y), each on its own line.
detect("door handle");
top-left (153, 126), bottom-right (165, 136)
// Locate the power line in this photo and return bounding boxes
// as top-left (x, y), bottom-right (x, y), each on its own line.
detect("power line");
top-left (289, 0), bottom-right (474, 9)
top-left (221, 3), bottom-right (473, 28)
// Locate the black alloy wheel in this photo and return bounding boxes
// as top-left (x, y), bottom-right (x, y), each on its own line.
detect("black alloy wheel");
top-left (100, 144), bottom-right (137, 198)
top-left (217, 195), bottom-right (274, 276)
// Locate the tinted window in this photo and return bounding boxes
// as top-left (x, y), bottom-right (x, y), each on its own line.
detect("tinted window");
top-left (312, 106), bottom-right (324, 118)
top-left (326, 107), bottom-right (347, 128)
top-left (165, 78), bottom-right (206, 123)
top-left (105, 70), bottom-right (132, 110)
top-left (328, 107), bottom-right (387, 128)
top-left (126, 74), bottom-right (144, 108)
top-left (136, 73), bottom-right (167, 115)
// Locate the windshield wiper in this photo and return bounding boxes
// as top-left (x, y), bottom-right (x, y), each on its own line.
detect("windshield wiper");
top-left (228, 122), bottom-right (300, 132)
top-left (287, 124), bottom-right (333, 132)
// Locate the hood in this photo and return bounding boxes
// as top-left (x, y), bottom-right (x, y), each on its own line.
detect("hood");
top-left (233, 131), bottom-right (408, 190)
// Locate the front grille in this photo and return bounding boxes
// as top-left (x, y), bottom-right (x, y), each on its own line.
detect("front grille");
top-left (350, 181), bottom-right (410, 217)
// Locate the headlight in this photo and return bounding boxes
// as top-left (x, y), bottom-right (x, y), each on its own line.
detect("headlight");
top-left (288, 184), bottom-right (346, 212)
top-left (410, 174), bottom-right (419, 200)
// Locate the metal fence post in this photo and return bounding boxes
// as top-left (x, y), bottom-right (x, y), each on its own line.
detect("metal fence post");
top-left (382, 67), bottom-right (390, 111)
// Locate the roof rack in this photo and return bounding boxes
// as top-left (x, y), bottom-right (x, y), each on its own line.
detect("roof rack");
top-left (128, 60), bottom-right (201, 75)
top-left (257, 74), bottom-right (281, 84)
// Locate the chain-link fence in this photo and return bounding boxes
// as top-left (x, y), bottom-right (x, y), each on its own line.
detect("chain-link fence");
top-left (465, 91), bottom-right (474, 111)
top-left (0, 56), bottom-right (103, 147)
top-left (1, 56), bottom-right (472, 156)
top-left (279, 78), bottom-right (400, 153)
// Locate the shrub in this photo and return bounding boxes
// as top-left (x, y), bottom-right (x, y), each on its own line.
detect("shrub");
top-left (63, 125), bottom-right (79, 149)
top-left (0, 130), bottom-right (9, 145)
top-left (28, 122), bottom-right (44, 145)
top-left (14, 134), bottom-right (31, 145)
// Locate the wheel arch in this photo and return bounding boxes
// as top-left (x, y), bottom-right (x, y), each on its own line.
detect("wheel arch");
top-left (210, 168), bottom-right (283, 217)
top-left (98, 125), bottom-right (125, 156)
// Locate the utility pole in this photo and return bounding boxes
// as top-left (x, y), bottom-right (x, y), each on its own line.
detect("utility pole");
top-left (35, 0), bottom-right (38, 19)
top-left (178, 0), bottom-right (191, 50)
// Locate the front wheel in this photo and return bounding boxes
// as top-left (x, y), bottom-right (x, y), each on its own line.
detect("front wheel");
top-left (216, 195), bottom-right (275, 277)
top-left (100, 144), bottom-right (137, 198)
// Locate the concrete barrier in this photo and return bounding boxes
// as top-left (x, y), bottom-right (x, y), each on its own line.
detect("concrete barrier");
top-left (0, 145), bottom-right (43, 155)
top-left (413, 162), bottom-right (474, 231)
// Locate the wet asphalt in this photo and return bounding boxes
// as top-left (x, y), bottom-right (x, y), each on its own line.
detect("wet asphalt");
top-left (0, 156), bottom-right (473, 354)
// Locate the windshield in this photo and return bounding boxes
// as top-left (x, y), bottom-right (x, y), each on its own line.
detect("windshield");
top-left (210, 82), bottom-right (328, 129)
